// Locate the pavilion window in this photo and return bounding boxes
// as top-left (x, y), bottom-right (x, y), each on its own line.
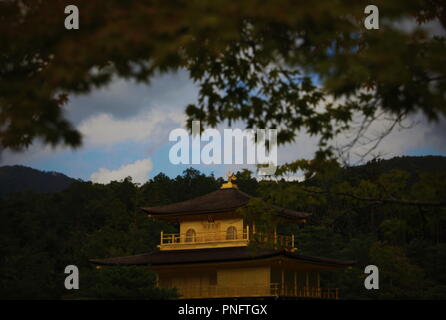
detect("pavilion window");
top-left (185, 229), bottom-right (196, 242)
top-left (226, 226), bottom-right (237, 240)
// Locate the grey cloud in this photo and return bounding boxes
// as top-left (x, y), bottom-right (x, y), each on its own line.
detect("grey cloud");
top-left (424, 115), bottom-right (446, 152)
top-left (64, 70), bottom-right (197, 125)
top-left (1, 71), bottom-right (198, 165)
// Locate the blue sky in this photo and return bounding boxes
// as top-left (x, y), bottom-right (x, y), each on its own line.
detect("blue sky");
top-left (2, 70), bottom-right (446, 183)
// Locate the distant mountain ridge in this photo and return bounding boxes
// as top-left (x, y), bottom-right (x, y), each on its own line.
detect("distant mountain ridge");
top-left (341, 155), bottom-right (446, 185)
top-left (0, 165), bottom-right (76, 197)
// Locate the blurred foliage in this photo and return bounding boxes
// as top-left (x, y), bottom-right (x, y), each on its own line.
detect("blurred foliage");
top-left (1, 0), bottom-right (445, 158)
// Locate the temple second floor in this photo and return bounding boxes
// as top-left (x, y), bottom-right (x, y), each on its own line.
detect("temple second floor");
top-left (158, 216), bottom-right (296, 251)
top-left (141, 186), bottom-right (310, 251)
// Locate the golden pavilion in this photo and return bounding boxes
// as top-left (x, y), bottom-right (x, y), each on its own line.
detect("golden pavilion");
top-left (90, 174), bottom-right (354, 299)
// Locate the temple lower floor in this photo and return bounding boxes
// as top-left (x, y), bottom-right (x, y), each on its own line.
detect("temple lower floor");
top-left (154, 256), bottom-right (340, 299)
top-left (90, 246), bottom-right (354, 299)
top-left (157, 269), bottom-right (338, 299)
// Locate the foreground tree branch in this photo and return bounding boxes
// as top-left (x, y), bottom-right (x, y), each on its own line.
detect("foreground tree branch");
top-left (1, 1), bottom-right (446, 154)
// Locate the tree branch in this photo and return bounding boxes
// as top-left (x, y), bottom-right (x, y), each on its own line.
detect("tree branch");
top-left (301, 188), bottom-right (446, 208)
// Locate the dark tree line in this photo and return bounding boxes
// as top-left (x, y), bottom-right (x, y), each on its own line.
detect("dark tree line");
top-left (1, 158), bottom-right (446, 299)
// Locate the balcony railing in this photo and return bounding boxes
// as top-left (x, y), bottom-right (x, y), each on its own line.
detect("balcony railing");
top-left (159, 230), bottom-right (249, 250)
top-left (159, 228), bottom-right (295, 250)
top-left (175, 283), bottom-right (339, 299)
top-left (274, 284), bottom-right (340, 299)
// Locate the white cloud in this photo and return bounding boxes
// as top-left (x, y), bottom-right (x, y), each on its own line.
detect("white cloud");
top-left (78, 109), bottom-right (185, 147)
top-left (90, 158), bottom-right (153, 184)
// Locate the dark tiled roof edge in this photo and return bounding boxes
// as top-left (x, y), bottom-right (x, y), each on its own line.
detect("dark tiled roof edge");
top-left (89, 247), bottom-right (355, 267)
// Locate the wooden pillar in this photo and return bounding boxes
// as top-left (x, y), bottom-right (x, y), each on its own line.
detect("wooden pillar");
top-left (294, 271), bottom-right (297, 297)
top-left (306, 272), bottom-right (309, 297)
top-left (274, 229), bottom-right (277, 249)
top-left (281, 269), bottom-right (285, 296)
top-left (160, 231), bottom-right (163, 245)
top-left (246, 224), bottom-right (250, 241)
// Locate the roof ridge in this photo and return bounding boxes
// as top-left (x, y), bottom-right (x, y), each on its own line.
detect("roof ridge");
top-left (141, 187), bottom-right (310, 220)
